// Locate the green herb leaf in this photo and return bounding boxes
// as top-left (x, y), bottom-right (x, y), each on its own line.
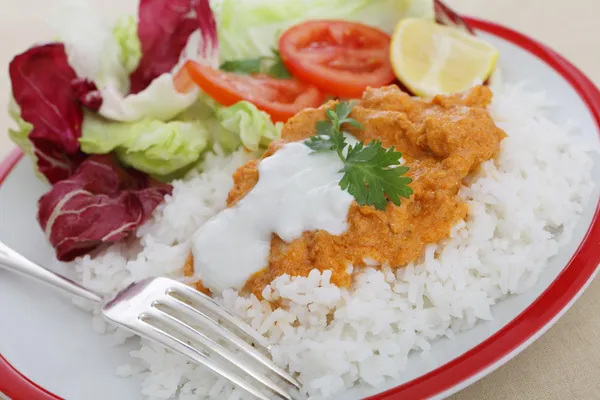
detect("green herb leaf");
top-left (342, 141), bottom-right (413, 210)
top-left (344, 119), bottom-right (364, 130)
top-left (267, 50), bottom-right (292, 79)
top-left (305, 101), bottom-right (413, 210)
top-left (220, 48), bottom-right (292, 79)
top-left (305, 135), bottom-right (336, 152)
top-left (326, 109), bottom-right (337, 123)
top-left (315, 120), bottom-right (334, 136)
top-left (220, 58), bottom-right (263, 75)
top-left (267, 62), bottom-right (292, 79)
top-left (334, 101), bottom-right (354, 121)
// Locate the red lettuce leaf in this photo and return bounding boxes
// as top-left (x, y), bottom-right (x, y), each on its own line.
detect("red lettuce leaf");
top-left (71, 77), bottom-right (103, 111)
top-left (434, 0), bottom-right (476, 34)
top-left (129, 0), bottom-right (218, 94)
top-left (34, 142), bottom-right (87, 184)
top-left (38, 155), bottom-right (173, 262)
top-left (10, 43), bottom-right (171, 261)
top-left (9, 43), bottom-right (85, 184)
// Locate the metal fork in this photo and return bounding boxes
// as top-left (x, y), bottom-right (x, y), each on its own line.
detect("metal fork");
top-left (0, 241), bottom-right (302, 400)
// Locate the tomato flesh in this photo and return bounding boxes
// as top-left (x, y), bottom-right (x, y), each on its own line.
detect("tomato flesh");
top-left (173, 64), bottom-right (196, 94)
top-left (279, 20), bottom-right (395, 99)
top-left (183, 61), bottom-right (324, 122)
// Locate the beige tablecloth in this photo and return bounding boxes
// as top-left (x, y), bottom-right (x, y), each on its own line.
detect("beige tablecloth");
top-left (0, 1), bottom-right (599, 399)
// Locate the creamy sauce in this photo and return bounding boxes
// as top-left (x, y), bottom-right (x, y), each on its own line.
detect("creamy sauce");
top-left (191, 141), bottom-right (355, 292)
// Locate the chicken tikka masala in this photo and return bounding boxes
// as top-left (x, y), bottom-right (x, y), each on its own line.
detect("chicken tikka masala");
top-left (186, 85), bottom-right (506, 297)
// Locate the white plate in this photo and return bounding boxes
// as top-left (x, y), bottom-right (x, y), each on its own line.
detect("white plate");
top-left (1, 19), bottom-right (599, 400)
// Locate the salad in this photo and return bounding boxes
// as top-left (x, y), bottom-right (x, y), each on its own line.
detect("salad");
top-left (7, 0), bottom-right (498, 262)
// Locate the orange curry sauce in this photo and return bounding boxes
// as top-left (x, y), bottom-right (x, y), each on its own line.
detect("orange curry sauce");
top-left (186, 85), bottom-right (506, 298)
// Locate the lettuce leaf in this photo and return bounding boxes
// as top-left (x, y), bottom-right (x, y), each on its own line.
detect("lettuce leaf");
top-left (38, 154), bottom-right (172, 262)
top-left (8, 41), bottom-right (173, 263)
top-left (9, 43), bottom-right (86, 184)
top-left (80, 113), bottom-right (209, 177)
top-left (71, 78), bottom-right (103, 111)
top-left (50, 0), bottom-right (130, 94)
top-left (113, 15), bottom-right (142, 75)
top-left (99, 73), bottom-right (198, 122)
top-left (216, 101), bottom-right (282, 152)
top-left (213, 0), bottom-right (434, 61)
top-left (7, 98), bottom-right (41, 179)
top-left (130, 0), bottom-right (219, 94)
top-left (176, 97), bottom-right (282, 153)
top-left (80, 97), bottom-right (281, 178)
top-left (50, 0), bottom-right (219, 123)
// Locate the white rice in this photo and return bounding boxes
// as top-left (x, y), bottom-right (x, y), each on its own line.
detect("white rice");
top-left (69, 84), bottom-right (596, 400)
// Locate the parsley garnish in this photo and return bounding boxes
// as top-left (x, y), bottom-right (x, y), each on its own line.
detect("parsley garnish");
top-left (220, 49), bottom-right (292, 79)
top-left (305, 101), bottom-right (413, 210)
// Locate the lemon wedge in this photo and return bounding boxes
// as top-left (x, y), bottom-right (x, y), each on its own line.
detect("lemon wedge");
top-left (390, 18), bottom-right (499, 97)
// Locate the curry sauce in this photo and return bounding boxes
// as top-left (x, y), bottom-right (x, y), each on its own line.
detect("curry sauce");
top-left (191, 85), bottom-right (506, 297)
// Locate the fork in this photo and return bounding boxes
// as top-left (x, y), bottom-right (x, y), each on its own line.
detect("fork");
top-left (0, 241), bottom-right (302, 400)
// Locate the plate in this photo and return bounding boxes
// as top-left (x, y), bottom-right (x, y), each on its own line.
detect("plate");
top-left (1, 18), bottom-right (599, 400)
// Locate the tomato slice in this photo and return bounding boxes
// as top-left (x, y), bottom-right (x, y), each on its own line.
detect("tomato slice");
top-left (173, 64), bottom-right (196, 94)
top-left (278, 20), bottom-right (395, 99)
top-left (183, 61), bottom-right (324, 122)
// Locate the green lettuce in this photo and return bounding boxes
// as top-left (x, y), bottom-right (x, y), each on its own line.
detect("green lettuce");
top-left (216, 101), bottom-right (282, 151)
top-left (7, 98), bottom-right (34, 156)
top-left (177, 97), bottom-right (282, 153)
top-left (175, 98), bottom-right (240, 153)
top-left (213, 0), bottom-right (434, 61)
top-left (80, 98), bottom-right (281, 178)
top-left (113, 15), bottom-right (141, 75)
top-left (80, 113), bottom-right (209, 178)
top-left (7, 98), bottom-right (45, 181)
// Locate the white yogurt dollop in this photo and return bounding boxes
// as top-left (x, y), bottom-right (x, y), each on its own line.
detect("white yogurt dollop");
top-left (192, 141), bottom-right (354, 292)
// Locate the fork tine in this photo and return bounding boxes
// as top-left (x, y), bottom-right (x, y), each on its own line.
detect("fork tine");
top-left (171, 284), bottom-right (272, 351)
top-left (160, 294), bottom-right (301, 389)
top-left (144, 308), bottom-right (295, 400)
top-left (136, 311), bottom-right (274, 400)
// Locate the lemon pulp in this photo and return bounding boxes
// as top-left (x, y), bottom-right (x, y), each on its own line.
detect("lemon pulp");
top-left (390, 18), bottom-right (499, 97)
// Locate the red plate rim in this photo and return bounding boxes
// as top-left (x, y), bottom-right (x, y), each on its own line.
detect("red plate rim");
top-left (1, 17), bottom-right (599, 400)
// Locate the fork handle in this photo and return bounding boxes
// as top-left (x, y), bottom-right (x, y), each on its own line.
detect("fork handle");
top-left (0, 241), bottom-right (103, 304)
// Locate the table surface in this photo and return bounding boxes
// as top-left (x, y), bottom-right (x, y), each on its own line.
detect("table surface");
top-left (0, 1), bottom-right (599, 399)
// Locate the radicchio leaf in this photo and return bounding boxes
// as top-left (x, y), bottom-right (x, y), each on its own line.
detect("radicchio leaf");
top-left (9, 43), bottom-right (86, 184)
top-left (129, 0), bottom-right (219, 94)
top-left (71, 77), bottom-right (103, 111)
top-left (434, 0), bottom-right (476, 34)
top-left (38, 155), bottom-right (173, 262)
